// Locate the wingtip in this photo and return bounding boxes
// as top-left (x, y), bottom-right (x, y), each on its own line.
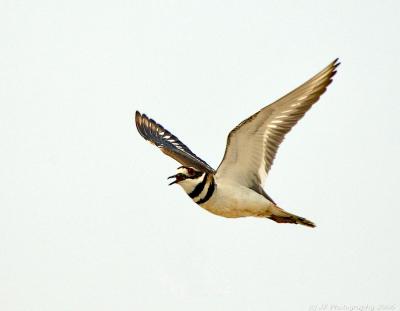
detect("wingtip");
top-left (325, 58), bottom-right (340, 80)
top-left (332, 58), bottom-right (341, 68)
top-left (135, 110), bottom-right (142, 126)
top-left (135, 111), bottom-right (150, 136)
top-left (332, 58), bottom-right (340, 78)
top-left (135, 111), bottom-right (151, 126)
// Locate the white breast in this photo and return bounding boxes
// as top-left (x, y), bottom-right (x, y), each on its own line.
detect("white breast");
top-left (198, 177), bottom-right (274, 218)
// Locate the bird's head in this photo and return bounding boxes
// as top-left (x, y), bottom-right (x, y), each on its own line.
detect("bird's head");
top-left (168, 166), bottom-right (204, 190)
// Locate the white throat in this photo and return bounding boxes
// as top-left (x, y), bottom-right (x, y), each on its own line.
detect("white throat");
top-left (178, 172), bottom-right (206, 194)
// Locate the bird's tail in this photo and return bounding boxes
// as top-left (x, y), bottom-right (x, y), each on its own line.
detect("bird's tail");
top-left (268, 205), bottom-right (315, 228)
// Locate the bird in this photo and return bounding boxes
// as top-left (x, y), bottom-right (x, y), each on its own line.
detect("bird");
top-left (135, 59), bottom-right (339, 227)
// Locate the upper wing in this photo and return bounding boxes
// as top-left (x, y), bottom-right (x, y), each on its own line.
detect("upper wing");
top-left (135, 111), bottom-right (215, 174)
top-left (216, 59), bottom-right (339, 188)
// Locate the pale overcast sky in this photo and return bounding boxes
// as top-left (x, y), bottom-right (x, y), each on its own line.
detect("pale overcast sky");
top-left (1, 1), bottom-right (399, 310)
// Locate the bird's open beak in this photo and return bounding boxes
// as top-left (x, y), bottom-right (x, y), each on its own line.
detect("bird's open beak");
top-left (168, 175), bottom-right (178, 186)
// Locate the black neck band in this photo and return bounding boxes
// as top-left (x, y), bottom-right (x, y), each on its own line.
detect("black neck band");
top-left (188, 174), bottom-right (208, 198)
top-left (196, 178), bottom-right (215, 205)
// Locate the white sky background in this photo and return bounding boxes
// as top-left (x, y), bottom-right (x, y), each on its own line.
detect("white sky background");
top-left (1, 0), bottom-right (399, 310)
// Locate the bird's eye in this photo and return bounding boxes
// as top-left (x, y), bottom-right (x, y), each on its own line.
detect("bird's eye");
top-left (187, 168), bottom-right (194, 175)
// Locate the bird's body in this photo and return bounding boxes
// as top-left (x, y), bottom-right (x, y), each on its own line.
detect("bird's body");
top-left (135, 59), bottom-right (340, 228)
top-left (177, 169), bottom-right (271, 218)
top-left (202, 178), bottom-right (270, 218)
top-left (175, 167), bottom-right (313, 226)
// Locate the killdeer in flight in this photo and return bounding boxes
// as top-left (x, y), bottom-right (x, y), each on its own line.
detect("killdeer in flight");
top-left (135, 59), bottom-right (339, 227)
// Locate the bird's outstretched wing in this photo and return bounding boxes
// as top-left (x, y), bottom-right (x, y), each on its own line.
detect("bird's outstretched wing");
top-left (216, 59), bottom-right (339, 190)
top-left (135, 111), bottom-right (215, 174)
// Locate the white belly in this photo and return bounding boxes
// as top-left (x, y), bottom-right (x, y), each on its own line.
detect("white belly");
top-left (198, 180), bottom-right (274, 218)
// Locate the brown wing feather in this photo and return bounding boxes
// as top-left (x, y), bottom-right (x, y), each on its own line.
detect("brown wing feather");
top-left (217, 59), bottom-right (339, 188)
top-left (135, 111), bottom-right (215, 173)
